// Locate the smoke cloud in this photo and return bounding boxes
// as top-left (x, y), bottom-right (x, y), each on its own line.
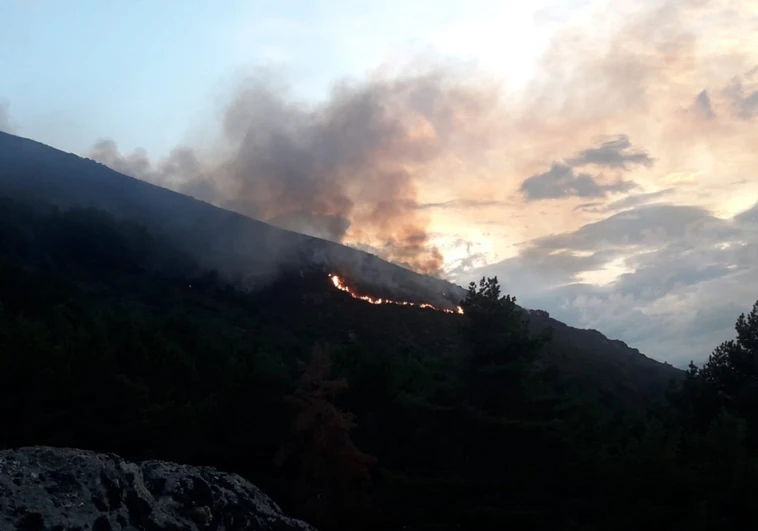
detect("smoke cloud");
top-left (90, 66), bottom-right (500, 275)
top-left (89, 0), bottom-right (758, 281)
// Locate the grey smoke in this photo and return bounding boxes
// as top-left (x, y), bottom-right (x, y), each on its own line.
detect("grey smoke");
top-left (89, 66), bottom-right (498, 275)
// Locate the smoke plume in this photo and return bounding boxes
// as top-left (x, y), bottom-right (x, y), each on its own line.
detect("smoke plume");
top-left (89, 0), bottom-right (758, 279)
top-left (90, 66), bottom-right (499, 275)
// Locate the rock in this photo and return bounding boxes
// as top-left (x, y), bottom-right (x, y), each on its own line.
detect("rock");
top-left (0, 446), bottom-right (316, 531)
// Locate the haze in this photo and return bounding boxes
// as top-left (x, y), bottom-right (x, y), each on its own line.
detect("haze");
top-left (2, 0), bottom-right (757, 367)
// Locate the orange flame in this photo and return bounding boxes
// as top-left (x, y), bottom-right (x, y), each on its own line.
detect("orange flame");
top-left (329, 274), bottom-right (464, 315)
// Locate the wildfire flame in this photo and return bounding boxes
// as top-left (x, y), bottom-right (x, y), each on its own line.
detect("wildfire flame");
top-left (329, 274), bottom-right (464, 315)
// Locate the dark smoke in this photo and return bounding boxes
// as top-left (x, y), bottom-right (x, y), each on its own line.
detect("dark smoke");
top-left (89, 65), bottom-right (498, 275)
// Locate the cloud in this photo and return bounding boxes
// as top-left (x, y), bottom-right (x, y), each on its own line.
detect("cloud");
top-left (415, 198), bottom-right (511, 210)
top-left (465, 200), bottom-right (758, 367)
top-left (735, 201), bottom-right (758, 227)
top-left (521, 163), bottom-right (637, 201)
top-left (561, 263), bottom-right (758, 367)
top-left (464, 0), bottom-right (758, 366)
top-left (573, 189), bottom-right (676, 213)
top-left (724, 72), bottom-right (758, 120)
top-left (692, 90), bottom-right (716, 120)
top-left (604, 188), bottom-right (676, 212)
top-left (567, 134), bottom-right (654, 169)
top-left (519, 135), bottom-right (653, 201)
top-left (532, 204), bottom-right (737, 253)
top-left (573, 202), bottom-right (604, 213)
top-left (466, 247), bottom-right (618, 295)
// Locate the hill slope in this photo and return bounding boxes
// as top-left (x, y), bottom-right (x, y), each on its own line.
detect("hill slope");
top-left (0, 131), bottom-right (465, 309)
top-left (0, 131), bottom-right (681, 402)
top-left (0, 185), bottom-right (699, 530)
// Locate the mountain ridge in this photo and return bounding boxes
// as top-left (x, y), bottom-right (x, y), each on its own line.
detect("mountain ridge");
top-left (0, 131), bottom-right (681, 397)
top-left (0, 131), bottom-right (467, 309)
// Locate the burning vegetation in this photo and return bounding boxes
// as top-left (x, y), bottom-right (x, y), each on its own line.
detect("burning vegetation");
top-left (329, 274), bottom-right (464, 315)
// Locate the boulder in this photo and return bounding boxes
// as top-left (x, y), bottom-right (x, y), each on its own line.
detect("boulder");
top-left (0, 446), bottom-right (315, 531)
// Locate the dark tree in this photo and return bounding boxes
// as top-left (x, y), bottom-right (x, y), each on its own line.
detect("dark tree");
top-left (684, 301), bottom-right (758, 437)
top-left (459, 276), bottom-right (545, 416)
top-left (275, 344), bottom-right (376, 529)
top-left (6, 190), bottom-right (758, 530)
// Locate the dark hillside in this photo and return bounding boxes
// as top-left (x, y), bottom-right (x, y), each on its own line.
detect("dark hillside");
top-left (1, 195), bottom-right (756, 530)
top-left (0, 131), bottom-right (465, 309)
top-left (0, 131), bottom-right (680, 401)
top-left (525, 309), bottom-right (682, 409)
top-left (258, 273), bottom-right (683, 408)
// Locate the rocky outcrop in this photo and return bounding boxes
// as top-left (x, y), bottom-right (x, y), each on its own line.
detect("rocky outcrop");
top-left (0, 446), bottom-right (315, 531)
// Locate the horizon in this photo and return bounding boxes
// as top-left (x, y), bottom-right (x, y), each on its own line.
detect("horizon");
top-left (2, 0), bottom-right (757, 367)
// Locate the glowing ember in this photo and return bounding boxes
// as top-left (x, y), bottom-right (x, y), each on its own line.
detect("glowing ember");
top-left (329, 274), bottom-right (464, 315)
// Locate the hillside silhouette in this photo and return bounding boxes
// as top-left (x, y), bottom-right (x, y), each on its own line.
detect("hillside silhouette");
top-left (0, 132), bottom-right (680, 401)
top-left (0, 131), bottom-right (465, 310)
top-left (2, 132), bottom-right (758, 530)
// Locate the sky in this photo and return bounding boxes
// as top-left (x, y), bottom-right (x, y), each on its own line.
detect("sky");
top-left (2, 0), bottom-right (758, 367)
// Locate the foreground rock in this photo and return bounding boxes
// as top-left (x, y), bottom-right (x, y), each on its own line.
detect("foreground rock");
top-left (0, 446), bottom-right (315, 531)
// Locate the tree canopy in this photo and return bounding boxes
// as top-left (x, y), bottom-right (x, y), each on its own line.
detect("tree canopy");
top-left (2, 196), bottom-right (758, 529)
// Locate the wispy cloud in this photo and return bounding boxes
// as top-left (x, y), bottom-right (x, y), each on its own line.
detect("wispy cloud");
top-left (567, 134), bottom-right (654, 170)
top-left (692, 90), bottom-right (716, 120)
top-left (416, 199), bottom-right (511, 210)
top-left (724, 73), bottom-right (758, 120)
top-left (521, 163), bottom-right (637, 201)
top-left (575, 189), bottom-right (677, 213)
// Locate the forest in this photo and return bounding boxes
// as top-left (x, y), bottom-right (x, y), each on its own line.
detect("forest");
top-left (1, 195), bottom-right (757, 530)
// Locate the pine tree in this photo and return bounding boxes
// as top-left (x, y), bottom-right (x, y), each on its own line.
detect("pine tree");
top-left (459, 276), bottom-right (546, 416)
top-left (685, 301), bottom-right (758, 434)
top-left (275, 344), bottom-right (376, 528)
